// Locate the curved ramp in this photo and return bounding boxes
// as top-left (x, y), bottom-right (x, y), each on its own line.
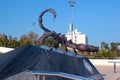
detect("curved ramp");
top-left (0, 44), bottom-right (103, 80)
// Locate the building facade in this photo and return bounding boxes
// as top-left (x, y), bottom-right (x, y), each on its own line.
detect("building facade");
top-left (66, 22), bottom-right (88, 45)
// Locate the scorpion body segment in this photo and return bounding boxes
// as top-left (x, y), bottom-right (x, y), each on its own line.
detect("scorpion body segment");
top-left (38, 8), bottom-right (57, 32)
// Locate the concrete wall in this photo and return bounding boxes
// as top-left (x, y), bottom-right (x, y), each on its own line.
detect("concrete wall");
top-left (0, 47), bottom-right (14, 53)
top-left (90, 59), bottom-right (120, 66)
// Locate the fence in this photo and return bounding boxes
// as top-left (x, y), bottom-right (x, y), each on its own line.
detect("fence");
top-left (26, 70), bottom-right (94, 80)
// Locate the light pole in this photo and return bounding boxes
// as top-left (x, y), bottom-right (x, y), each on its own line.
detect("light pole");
top-left (69, 0), bottom-right (75, 42)
top-left (69, 0), bottom-right (75, 22)
top-left (32, 21), bottom-right (36, 44)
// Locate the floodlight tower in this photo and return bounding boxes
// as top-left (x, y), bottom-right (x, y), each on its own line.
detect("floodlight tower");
top-left (69, 0), bottom-right (75, 41)
top-left (69, 0), bottom-right (75, 23)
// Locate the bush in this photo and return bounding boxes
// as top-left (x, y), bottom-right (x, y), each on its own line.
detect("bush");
top-left (89, 49), bottom-right (115, 59)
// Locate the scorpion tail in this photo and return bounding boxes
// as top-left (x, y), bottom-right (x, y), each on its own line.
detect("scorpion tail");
top-left (38, 8), bottom-right (57, 32)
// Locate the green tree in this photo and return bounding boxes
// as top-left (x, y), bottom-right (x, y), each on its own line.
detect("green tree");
top-left (101, 41), bottom-right (109, 49)
top-left (42, 37), bottom-right (59, 48)
top-left (27, 31), bottom-right (39, 44)
top-left (7, 35), bottom-right (19, 48)
top-left (0, 33), bottom-right (9, 47)
top-left (43, 38), bottom-right (52, 47)
top-left (110, 42), bottom-right (119, 57)
top-left (19, 34), bottom-right (32, 47)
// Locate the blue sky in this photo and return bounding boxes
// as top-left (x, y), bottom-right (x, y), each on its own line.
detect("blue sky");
top-left (0, 0), bottom-right (120, 46)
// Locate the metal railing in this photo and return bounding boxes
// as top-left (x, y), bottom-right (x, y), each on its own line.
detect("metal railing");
top-left (26, 70), bottom-right (94, 80)
top-left (108, 61), bottom-right (120, 73)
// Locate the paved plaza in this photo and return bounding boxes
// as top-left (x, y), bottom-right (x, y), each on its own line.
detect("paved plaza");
top-left (90, 59), bottom-right (120, 80)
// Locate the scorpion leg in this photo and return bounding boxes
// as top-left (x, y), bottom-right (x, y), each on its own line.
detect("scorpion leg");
top-left (61, 35), bottom-right (67, 54)
top-left (54, 33), bottom-right (67, 54)
top-left (37, 31), bottom-right (56, 47)
top-left (74, 49), bottom-right (77, 55)
top-left (50, 33), bottom-right (60, 51)
top-left (50, 40), bottom-right (55, 51)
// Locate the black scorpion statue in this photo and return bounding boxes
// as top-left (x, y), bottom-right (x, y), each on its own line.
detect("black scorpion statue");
top-left (37, 8), bottom-right (99, 54)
